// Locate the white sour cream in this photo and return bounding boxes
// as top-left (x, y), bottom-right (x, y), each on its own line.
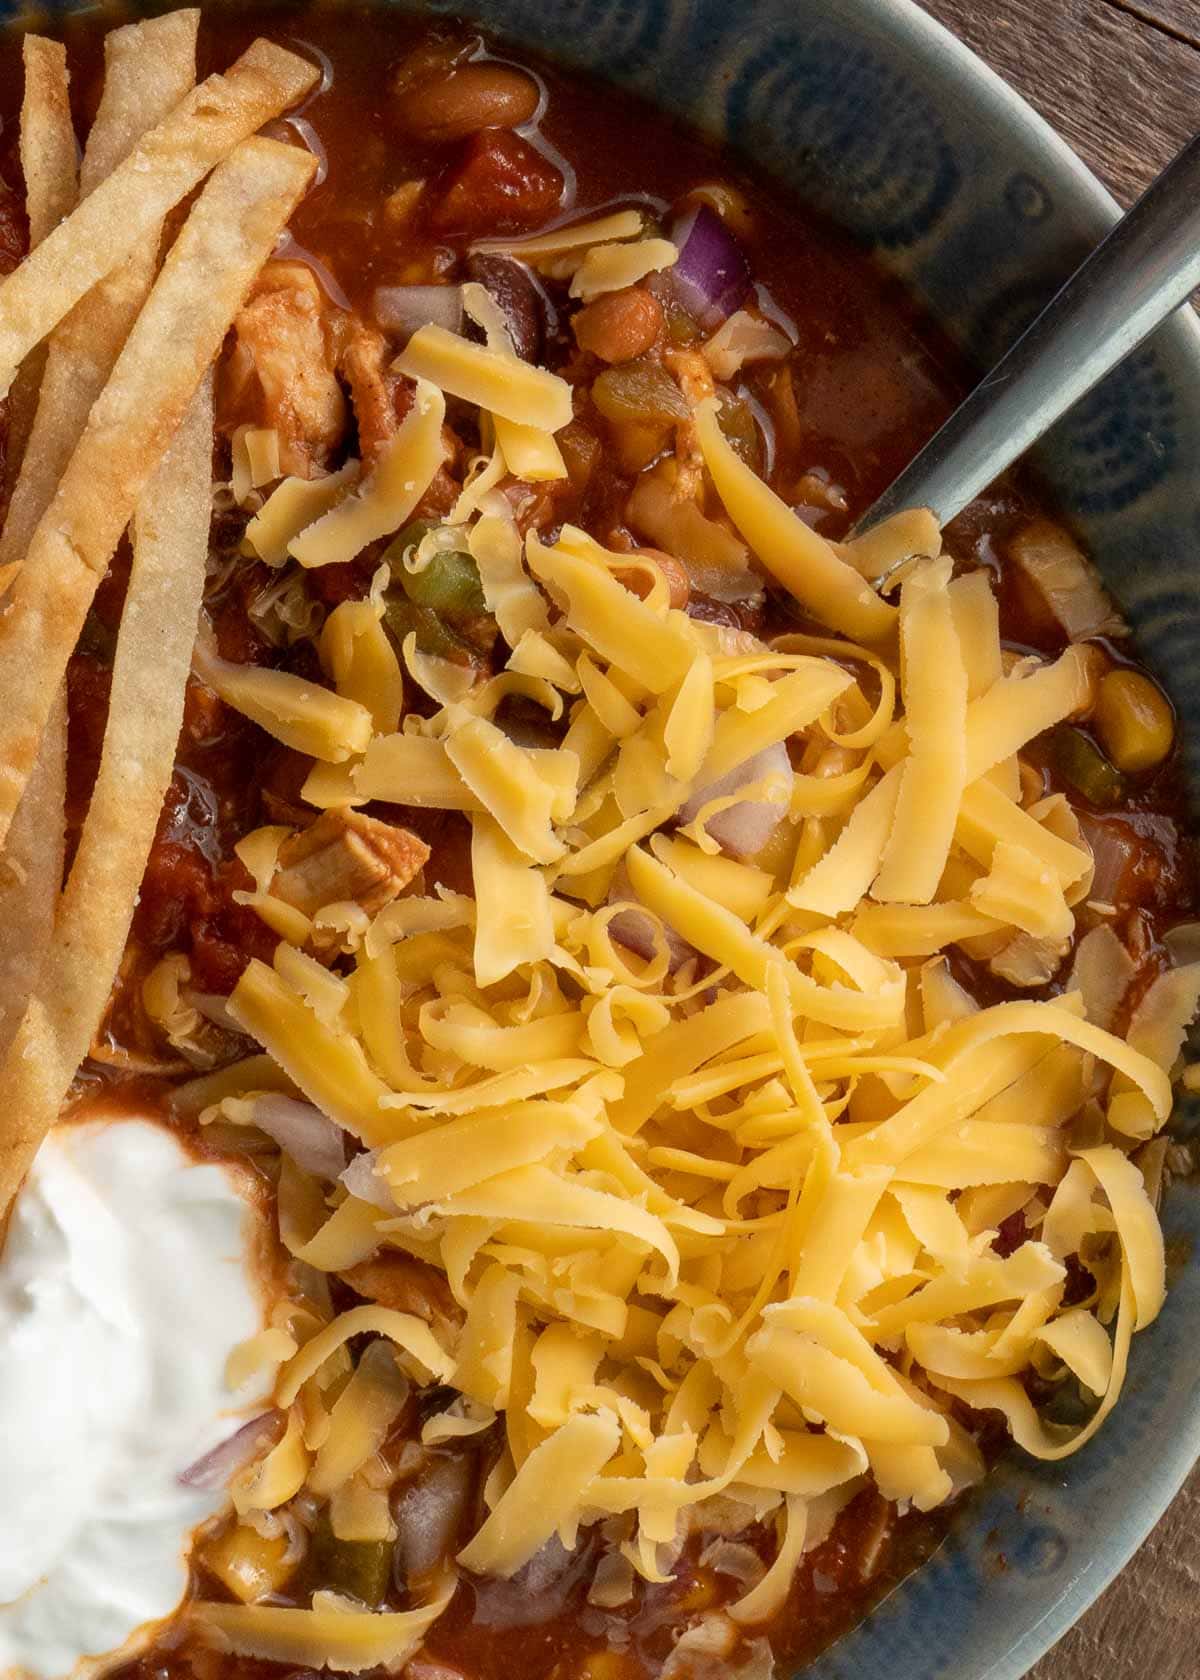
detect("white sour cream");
top-left (0, 1119), bottom-right (269, 1680)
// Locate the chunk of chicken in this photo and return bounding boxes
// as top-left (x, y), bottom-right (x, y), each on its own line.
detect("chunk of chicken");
top-left (664, 345), bottom-right (716, 503)
top-left (343, 1250), bottom-right (463, 1330)
top-left (270, 807), bottom-right (430, 922)
top-left (220, 262), bottom-right (346, 479)
top-left (339, 322), bottom-right (407, 466)
top-left (338, 322), bottom-right (459, 515)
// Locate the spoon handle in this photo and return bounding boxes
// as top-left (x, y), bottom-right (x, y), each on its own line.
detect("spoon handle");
top-left (855, 131), bottom-right (1200, 535)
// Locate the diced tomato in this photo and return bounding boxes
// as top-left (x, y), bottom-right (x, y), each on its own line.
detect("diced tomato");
top-left (427, 130), bottom-right (563, 237)
top-left (136, 839), bottom-right (215, 951)
top-left (189, 925), bottom-right (252, 994)
top-left (180, 678), bottom-right (229, 750)
top-left (308, 559), bottom-right (372, 607)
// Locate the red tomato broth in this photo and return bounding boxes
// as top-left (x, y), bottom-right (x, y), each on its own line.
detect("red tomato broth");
top-left (0, 5), bottom-right (1195, 1679)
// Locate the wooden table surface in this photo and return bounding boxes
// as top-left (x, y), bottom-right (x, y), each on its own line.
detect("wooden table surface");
top-left (911, 8), bottom-right (1200, 1675)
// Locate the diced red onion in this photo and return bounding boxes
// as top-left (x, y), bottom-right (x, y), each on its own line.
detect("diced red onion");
top-left (188, 992), bottom-right (241, 1033)
top-left (250, 1094), bottom-right (347, 1181)
top-left (340, 1148), bottom-right (394, 1209)
top-left (608, 907), bottom-right (694, 971)
top-left (178, 1410), bottom-right (283, 1491)
top-left (663, 1618), bottom-right (774, 1680)
top-left (680, 743), bottom-right (790, 861)
top-left (661, 1615), bottom-right (738, 1680)
top-left (373, 283), bottom-right (464, 339)
top-left (1165, 923), bottom-right (1200, 966)
top-left (1074, 813), bottom-right (1137, 908)
top-left (668, 205), bottom-right (751, 332)
top-left (607, 864), bottom-right (694, 972)
top-left (697, 1538), bottom-right (765, 1586)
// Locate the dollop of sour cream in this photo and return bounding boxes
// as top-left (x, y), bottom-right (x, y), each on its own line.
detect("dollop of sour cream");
top-left (0, 1119), bottom-right (269, 1680)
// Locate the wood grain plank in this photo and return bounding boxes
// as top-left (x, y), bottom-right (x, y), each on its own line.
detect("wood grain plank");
top-left (1110, 0), bottom-right (1200, 49)
top-left (907, 8), bottom-right (1200, 1676)
top-left (919, 0), bottom-right (1200, 204)
top-left (1027, 1469), bottom-right (1200, 1680)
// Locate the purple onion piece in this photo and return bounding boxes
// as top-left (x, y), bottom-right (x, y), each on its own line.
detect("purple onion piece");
top-left (178, 1410), bottom-right (284, 1491)
top-left (679, 743), bottom-right (790, 861)
top-left (606, 864), bottom-right (695, 973)
top-left (341, 1148), bottom-right (394, 1210)
top-left (373, 283), bottom-right (465, 340)
top-left (667, 204), bottom-right (752, 332)
top-left (251, 1094), bottom-right (346, 1181)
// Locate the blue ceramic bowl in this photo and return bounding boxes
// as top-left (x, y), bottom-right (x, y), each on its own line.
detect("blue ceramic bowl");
top-left (15, 0), bottom-right (1200, 1674)
top-left (427, 3), bottom-right (1200, 1672)
top-left (417, 2), bottom-right (1200, 1675)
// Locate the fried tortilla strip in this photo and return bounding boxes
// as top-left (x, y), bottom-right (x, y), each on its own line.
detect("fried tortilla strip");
top-left (0, 380), bottom-right (213, 1213)
top-left (18, 36), bottom-right (75, 239)
top-left (0, 692), bottom-right (64, 1064)
top-left (0, 38), bottom-right (77, 1061)
top-left (0, 11), bottom-right (198, 571)
top-left (0, 16), bottom-right (195, 1041)
top-left (79, 9), bottom-right (201, 191)
top-left (0, 37), bottom-right (317, 397)
top-left (4, 36), bottom-right (77, 485)
top-left (0, 135), bottom-right (316, 853)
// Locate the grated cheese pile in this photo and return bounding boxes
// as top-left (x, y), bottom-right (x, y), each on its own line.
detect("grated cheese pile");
top-left (184, 237), bottom-right (1199, 1658)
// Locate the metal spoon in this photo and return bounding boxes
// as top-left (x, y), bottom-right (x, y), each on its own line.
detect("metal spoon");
top-left (855, 131), bottom-right (1200, 535)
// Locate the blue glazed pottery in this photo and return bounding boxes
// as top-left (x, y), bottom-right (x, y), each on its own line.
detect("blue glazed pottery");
top-left (9, 0), bottom-right (1200, 1675)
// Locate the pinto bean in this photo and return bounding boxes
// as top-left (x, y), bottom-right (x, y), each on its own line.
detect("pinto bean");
top-left (394, 62), bottom-right (540, 143)
top-left (573, 286), bottom-right (664, 363)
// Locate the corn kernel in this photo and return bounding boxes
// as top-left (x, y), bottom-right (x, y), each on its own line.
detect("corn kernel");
top-left (1094, 669), bottom-right (1174, 773)
top-left (577, 1653), bottom-right (636, 1680)
top-left (200, 1520), bottom-right (298, 1604)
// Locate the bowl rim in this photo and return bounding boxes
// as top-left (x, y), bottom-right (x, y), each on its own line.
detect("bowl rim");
top-left (5, 0), bottom-right (1198, 1674)
top-left (836, 3), bottom-right (1200, 1674)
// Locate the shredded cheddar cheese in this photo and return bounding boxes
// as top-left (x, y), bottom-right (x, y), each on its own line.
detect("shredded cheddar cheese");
top-left (394, 325), bottom-right (573, 431)
top-left (198, 295), bottom-right (1195, 1636)
top-left (289, 381), bottom-right (447, 567)
top-left (568, 237), bottom-right (678, 302)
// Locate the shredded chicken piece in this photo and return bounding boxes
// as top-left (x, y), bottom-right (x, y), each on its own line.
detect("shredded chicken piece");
top-left (220, 262), bottom-right (346, 479)
top-left (988, 930), bottom-right (1071, 987)
top-left (343, 1249), bottom-right (464, 1329)
top-left (664, 346), bottom-right (716, 502)
top-left (340, 322), bottom-right (408, 465)
top-left (339, 320), bottom-right (461, 513)
top-left (270, 807), bottom-right (430, 922)
top-left (1008, 518), bottom-right (1125, 641)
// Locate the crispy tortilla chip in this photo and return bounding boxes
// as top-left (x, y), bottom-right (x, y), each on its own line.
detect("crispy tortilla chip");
top-left (0, 379), bottom-right (213, 1213)
top-left (4, 36), bottom-right (77, 495)
top-left (18, 36), bottom-right (76, 242)
top-left (80, 9), bottom-right (200, 193)
top-left (0, 134), bottom-right (316, 853)
top-left (0, 692), bottom-right (64, 1065)
top-left (0, 11), bottom-right (199, 571)
top-left (0, 37), bottom-right (317, 397)
top-left (0, 37), bottom-right (77, 1060)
